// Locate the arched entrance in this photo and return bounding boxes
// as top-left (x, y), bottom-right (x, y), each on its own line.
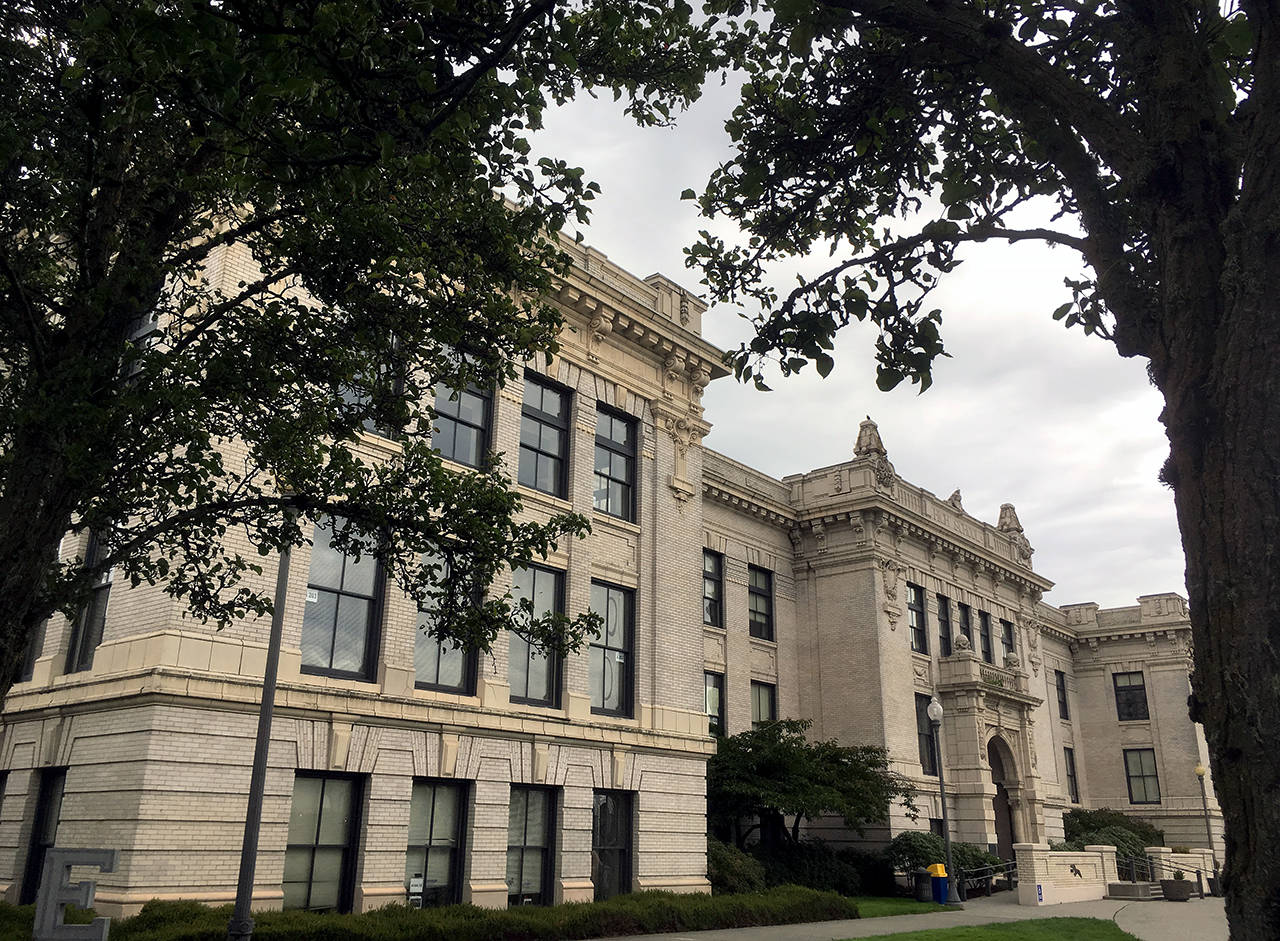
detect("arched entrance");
top-left (988, 738), bottom-right (1018, 860)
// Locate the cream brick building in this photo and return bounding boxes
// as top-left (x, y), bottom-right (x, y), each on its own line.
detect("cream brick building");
top-left (0, 240), bottom-right (1220, 916)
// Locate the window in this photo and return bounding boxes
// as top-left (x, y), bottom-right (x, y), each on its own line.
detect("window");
top-left (702, 550), bottom-right (724, 627)
top-left (1064, 747), bottom-right (1080, 804)
top-left (432, 382), bottom-right (490, 469)
top-left (594, 407), bottom-right (636, 521)
top-left (509, 566), bottom-right (562, 707)
top-left (907, 583), bottom-right (928, 654)
top-left (406, 780), bottom-right (466, 907)
top-left (414, 551), bottom-right (475, 694)
top-left (1000, 619), bottom-right (1015, 660)
top-left (20, 768), bottom-right (65, 905)
top-left (592, 790), bottom-right (633, 901)
top-left (705, 671), bottom-right (725, 736)
top-left (978, 610), bottom-right (994, 664)
top-left (916, 694), bottom-right (938, 776)
top-left (929, 818), bottom-right (945, 837)
top-left (957, 603), bottom-right (973, 648)
top-left (65, 531), bottom-right (112, 673)
top-left (507, 787), bottom-right (555, 906)
top-left (18, 619), bottom-right (47, 683)
top-left (283, 773), bottom-right (362, 912)
top-left (518, 374), bottom-right (570, 498)
top-left (748, 566), bottom-right (774, 641)
top-left (301, 517), bottom-right (381, 680)
top-left (1113, 671), bottom-right (1149, 721)
top-left (1055, 670), bottom-right (1071, 720)
top-left (589, 582), bottom-right (634, 717)
top-left (750, 681), bottom-right (776, 728)
top-left (1124, 748), bottom-right (1161, 804)
top-left (936, 595), bottom-right (953, 657)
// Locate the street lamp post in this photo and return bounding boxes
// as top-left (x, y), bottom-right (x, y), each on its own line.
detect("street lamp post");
top-left (1194, 763), bottom-right (1219, 882)
top-left (227, 526), bottom-right (295, 941)
top-left (927, 696), bottom-right (961, 904)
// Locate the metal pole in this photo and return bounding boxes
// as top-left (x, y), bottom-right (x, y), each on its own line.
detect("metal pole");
top-left (1199, 773), bottom-right (1218, 877)
top-left (228, 531), bottom-right (293, 941)
top-left (932, 719), bottom-right (960, 904)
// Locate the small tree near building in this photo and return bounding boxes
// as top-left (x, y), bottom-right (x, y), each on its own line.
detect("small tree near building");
top-left (708, 718), bottom-right (916, 849)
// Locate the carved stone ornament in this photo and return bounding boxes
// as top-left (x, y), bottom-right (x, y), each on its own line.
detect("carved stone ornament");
top-left (812, 519), bottom-right (828, 553)
top-left (678, 290), bottom-right (690, 326)
top-left (1028, 653), bottom-right (1042, 676)
top-left (880, 557), bottom-right (904, 630)
top-left (955, 633), bottom-right (973, 651)
top-left (913, 663), bottom-right (928, 679)
top-left (788, 526), bottom-right (803, 552)
top-left (998, 502), bottom-right (1035, 567)
top-left (686, 362), bottom-right (711, 400)
top-left (947, 488), bottom-right (964, 510)
top-left (850, 513), bottom-right (867, 545)
top-left (1004, 653), bottom-right (1022, 671)
top-left (587, 308), bottom-right (614, 363)
top-left (834, 470), bottom-right (844, 493)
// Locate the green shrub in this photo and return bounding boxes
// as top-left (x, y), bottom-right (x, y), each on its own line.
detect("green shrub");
top-left (31, 886), bottom-right (858, 941)
top-left (1064, 808), bottom-right (1163, 848)
top-left (886, 830), bottom-right (945, 873)
top-left (1171, 845), bottom-right (1191, 854)
top-left (951, 841), bottom-right (1001, 873)
top-left (836, 847), bottom-right (899, 897)
top-left (707, 837), bottom-right (766, 895)
top-left (749, 840), bottom-right (862, 896)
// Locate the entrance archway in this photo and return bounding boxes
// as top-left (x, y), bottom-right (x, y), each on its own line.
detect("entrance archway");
top-left (987, 738), bottom-right (1018, 860)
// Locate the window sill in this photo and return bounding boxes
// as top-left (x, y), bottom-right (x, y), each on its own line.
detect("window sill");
top-left (592, 511), bottom-right (641, 534)
top-left (517, 486), bottom-right (573, 513)
top-left (748, 634), bottom-right (777, 647)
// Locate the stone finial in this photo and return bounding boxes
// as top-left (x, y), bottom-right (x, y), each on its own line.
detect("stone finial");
top-left (998, 503), bottom-right (1024, 533)
top-left (947, 489), bottom-right (964, 510)
top-left (854, 416), bottom-right (887, 458)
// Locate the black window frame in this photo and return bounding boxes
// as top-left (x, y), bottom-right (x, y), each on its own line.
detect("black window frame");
top-left (414, 550), bottom-right (477, 696)
top-left (518, 372), bottom-right (571, 500)
top-left (1064, 747), bottom-right (1080, 804)
top-left (1000, 618), bottom-right (1015, 660)
top-left (65, 531), bottom-right (112, 674)
top-left (592, 789), bottom-right (633, 902)
top-left (936, 595), bottom-right (953, 657)
top-left (20, 767), bottom-right (66, 905)
top-left (750, 680), bottom-right (777, 728)
top-left (589, 581), bottom-right (634, 718)
top-left (915, 693), bottom-right (938, 776)
top-left (978, 610), bottom-right (994, 664)
top-left (432, 381), bottom-right (492, 470)
top-left (1113, 671), bottom-right (1150, 721)
top-left (705, 671), bottom-right (726, 736)
top-left (1055, 670), bottom-right (1071, 720)
top-left (593, 405), bottom-right (637, 522)
top-left (1123, 748), bottom-right (1161, 805)
top-left (300, 517), bottom-right (383, 681)
top-left (406, 778), bottom-right (468, 907)
top-left (907, 583), bottom-right (928, 654)
top-left (282, 771), bottom-right (364, 913)
top-left (509, 565), bottom-right (564, 709)
top-left (507, 785), bottom-right (557, 906)
top-left (702, 550), bottom-right (724, 628)
top-left (957, 603), bottom-right (973, 648)
top-left (747, 565), bottom-right (775, 641)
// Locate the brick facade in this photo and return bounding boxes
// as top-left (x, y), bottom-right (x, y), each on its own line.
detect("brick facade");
top-left (0, 240), bottom-right (1220, 915)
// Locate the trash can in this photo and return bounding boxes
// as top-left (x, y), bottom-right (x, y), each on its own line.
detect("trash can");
top-left (927, 863), bottom-right (949, 904)
top-left (914, 868), bottom-right (933, 902)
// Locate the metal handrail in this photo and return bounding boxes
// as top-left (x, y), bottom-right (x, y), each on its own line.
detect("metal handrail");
top-left (1116, 853), bottom-right (1212, 898)
top-left (953, 859), bottom-right (1018, 899)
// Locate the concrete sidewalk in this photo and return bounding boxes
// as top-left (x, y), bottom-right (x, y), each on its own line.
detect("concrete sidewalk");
top-left (594, 891), bottom-right (1229, 941)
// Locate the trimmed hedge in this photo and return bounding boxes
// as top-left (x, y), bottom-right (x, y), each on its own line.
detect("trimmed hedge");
top-left (0, 886), bottom-right (859, 941)
top-left (751, 841), bottom-right (864, 896)
top-left (886, 831), bottom-right (1000, 875)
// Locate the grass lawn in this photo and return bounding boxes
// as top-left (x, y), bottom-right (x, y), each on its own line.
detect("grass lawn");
top-left (842, 917), bottom-right (1139, 940)
top-left (853, 897), bottom-right (952, 918)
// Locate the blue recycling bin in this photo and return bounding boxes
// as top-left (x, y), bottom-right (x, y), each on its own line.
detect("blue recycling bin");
top-left (931, 875), bottom-right (949, 904)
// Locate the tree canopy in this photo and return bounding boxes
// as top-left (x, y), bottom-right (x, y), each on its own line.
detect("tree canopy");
top-left (0, 0), bottom-right (713, 688)
top-left (686, 1), bottom-right (1278, 936)
top-left (708, 719), bottom-right (916, 848)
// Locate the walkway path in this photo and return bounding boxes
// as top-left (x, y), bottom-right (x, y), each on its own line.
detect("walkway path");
top-left (595, 891), bottom-right (1229, 941)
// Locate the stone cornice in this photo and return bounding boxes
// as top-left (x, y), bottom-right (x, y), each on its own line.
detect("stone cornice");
top-left (702, 480), bottom-right (797, 528)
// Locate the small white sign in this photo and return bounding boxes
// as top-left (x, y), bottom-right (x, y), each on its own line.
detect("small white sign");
top-left (306, 589), bottom-right (319, 603)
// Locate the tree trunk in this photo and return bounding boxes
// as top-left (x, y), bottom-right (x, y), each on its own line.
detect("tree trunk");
top-left (1161, 209), bottom-right (1280, 937)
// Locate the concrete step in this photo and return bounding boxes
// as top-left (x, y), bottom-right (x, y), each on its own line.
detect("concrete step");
top-left (1107, 881), bottom-right (1165, 900)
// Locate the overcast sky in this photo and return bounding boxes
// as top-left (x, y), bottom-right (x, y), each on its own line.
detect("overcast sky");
top-left (533, 82), bottom-right (1187, 610)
